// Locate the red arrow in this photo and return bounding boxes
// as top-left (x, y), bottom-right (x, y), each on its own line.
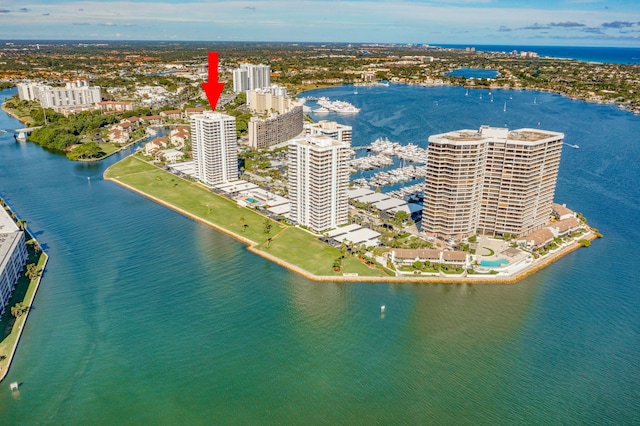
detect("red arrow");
top-left (202, 52), bottom-right (225, 110)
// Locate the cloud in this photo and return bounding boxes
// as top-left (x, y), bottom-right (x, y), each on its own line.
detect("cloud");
top-left (497, 26), bottom-right (511, 32)
top-left (582, 27), bottom-right (604, 34)
top-left (99, 22), bottom-right (117, 27)
top-left (0, 8), bottom-right (10, 13)
top-left (19, 8), bottom-right (31, 13)
top-left (550, 21), bottom-right (585, 27)
top-left (523, 23), bottom-right (550, 30)
top-left (601, 21), bottom-right (634, 28)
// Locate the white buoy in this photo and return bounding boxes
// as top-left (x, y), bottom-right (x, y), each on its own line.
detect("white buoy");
top-left (380, 305), bottom-right (386, 313)
top-left (10, 382), bottom-right (18, 391)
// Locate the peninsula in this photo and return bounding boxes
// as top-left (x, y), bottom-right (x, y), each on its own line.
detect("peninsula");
top-left (104, 152), bottom-right (598, 284)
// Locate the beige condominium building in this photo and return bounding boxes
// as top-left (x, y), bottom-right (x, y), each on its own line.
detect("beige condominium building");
top-left (247, 85), bottom-right (303, 150)
top-left (191, 112), bottom-right (238, 186)
top-left (422, 126), bottom-right (564, 239)
top-left (288, 135), bottom-right (350, 232)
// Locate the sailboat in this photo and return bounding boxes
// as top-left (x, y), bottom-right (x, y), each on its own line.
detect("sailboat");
top-left (534, 97), bottom-right (537, 105)
top-left (465, 89), bottom-right (469, 96)
top-left (503, 102), bottom-right (507, 112)
top-left (490, 95), bottom-right (494, 103)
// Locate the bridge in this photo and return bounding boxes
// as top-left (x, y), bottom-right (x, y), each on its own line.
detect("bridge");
top-left (13, 126), bottom-right (42, 140)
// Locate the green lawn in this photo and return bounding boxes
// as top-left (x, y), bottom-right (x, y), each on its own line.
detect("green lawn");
top-left (0, 251), bottom-right (47, 373)
top-left (256, 227), bottom-right (388, 277)
top-left (106, 156), bottom-right (388, 278)
top-left (105, 155), bottom-right (283, 245)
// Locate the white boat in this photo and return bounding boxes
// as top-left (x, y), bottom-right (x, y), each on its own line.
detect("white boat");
top-left (314, 107), bottom-right (330, 113)
top-left (503, 102), bottom-right (507, 112)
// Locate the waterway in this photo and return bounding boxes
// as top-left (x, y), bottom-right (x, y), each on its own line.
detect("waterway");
top-left (0, 86), bottom-right (639, 423)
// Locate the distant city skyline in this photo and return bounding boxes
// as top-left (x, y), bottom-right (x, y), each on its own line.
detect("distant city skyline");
top-left (1, 0), bottom-right (639, 46)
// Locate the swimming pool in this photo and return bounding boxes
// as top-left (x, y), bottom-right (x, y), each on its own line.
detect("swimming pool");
top-left (480, 259), bottom-right (509, 267)
top-left (245, 197), bottom-right (259, 204)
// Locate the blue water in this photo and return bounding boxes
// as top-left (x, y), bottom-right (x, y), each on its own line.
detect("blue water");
top-left (1, 84), bottom-right (639, 423)
top-left (480, 259), bottom-right (509, 267)
top-left (446, 67), bottom-right (499, 79)
top-left (438, 44), bottom-right (640, 64)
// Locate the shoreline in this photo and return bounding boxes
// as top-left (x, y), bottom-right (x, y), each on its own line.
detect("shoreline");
top-left (1, 103), bottom-right (29, 125)
top-left (0, 235), bottom-right (48, 383)
top-left (105, 163), bottom-right (597, 284)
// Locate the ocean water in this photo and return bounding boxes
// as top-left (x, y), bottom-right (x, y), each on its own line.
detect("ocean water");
top-left (438, 44), bottom-right (640, 64)
top-left (0, 85), bottom-right (639, 424)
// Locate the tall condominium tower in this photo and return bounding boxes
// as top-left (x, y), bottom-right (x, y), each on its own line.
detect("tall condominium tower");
top-left (190, 112), bottom-right (238, 186)
top-left (232, 63), bottom-right (271, 93)
top-left (288, 135), bottom-right (350, 232)
top-left (423, 126), bottom-right (564, 239)
top-left (304, 120), bottom-right (352, 144)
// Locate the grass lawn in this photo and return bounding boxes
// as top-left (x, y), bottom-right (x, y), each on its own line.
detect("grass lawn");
top-left (256, 227), bottom-right (388, 277)
top-left (105, 155), bottom-right (283, 245)
top-left (0, 251), bottom-right (47, 373)
top-left (106, 156), bottom-right (389, 278)
top-left (97, 143), bottom-right (121, 156)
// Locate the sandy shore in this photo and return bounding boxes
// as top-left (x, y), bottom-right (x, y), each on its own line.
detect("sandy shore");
top-left (106, 172), bottom-right (597, 285)
top-left (1, 103), bottom-right (28, 125)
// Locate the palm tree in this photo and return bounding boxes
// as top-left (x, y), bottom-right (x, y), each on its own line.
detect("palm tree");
top-left (25, 263), bottom-right (39, 280)
top-left (239, 216), bottom-right (245, 231)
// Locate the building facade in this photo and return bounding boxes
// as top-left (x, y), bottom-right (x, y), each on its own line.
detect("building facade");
top-left (304, 120), bottom-right (353, 144)
top-left (232, 63), bottom-right (271, 93)
top-left (0, 207), bottom-right (29, 317)
top-left (190, 112), bottom-right (238, 186)
top-left (422, 126), bottom-right (564, 239)
top-left (248, 105), bottom-right (304, 149)
top-left (247, 86), bottom-right (291, 115)
top-left (17, 80), bottom-right (101, 111)
top-left (288, 135), bottom-right (350, 232)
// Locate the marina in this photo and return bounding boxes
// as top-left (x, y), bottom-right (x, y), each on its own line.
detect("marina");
top-left (367, 137), bottom-right (429, 163)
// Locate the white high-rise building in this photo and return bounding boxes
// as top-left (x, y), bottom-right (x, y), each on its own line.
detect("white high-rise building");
top-left (190, 112), bottom-right (238, 186)
top-left (304, 120), bottom-right (352, 144)
top-left (288, 135), bottom-right (350, 232)
top-left (232, 63), bottom-right (271, 93)
top-left (0, 206), bottom-right (28, 317)
top-left (422, 125), bottom-right (564, 239)
top-left (16, 80), bottom-right (101, 109)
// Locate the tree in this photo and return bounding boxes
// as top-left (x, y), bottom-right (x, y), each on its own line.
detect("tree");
top-left (11, 302), bottom-right (27, 318)
top-left (394, 210), bottom-right (408, 226)
top-left (239, 216), bottom-right (245, 231)
top-left (27, 239), bottom-right (41, 253)
top-left (333, 257), bottom-right (342, 271)
top-left (25, 263), bottom-right (39, 280)
top-left (67, 142), bottom-right (105, 160)
top-left (263, 219), bottom-right (272, 235)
